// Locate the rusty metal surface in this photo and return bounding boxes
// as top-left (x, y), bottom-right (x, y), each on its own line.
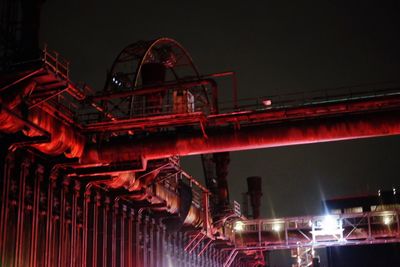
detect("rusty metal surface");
top-left (0, 149), bottom-right (229, 267)
top-left (81, 109), bottom-right (400, 164)
top-left (2, 39), bottom-right (400, 266)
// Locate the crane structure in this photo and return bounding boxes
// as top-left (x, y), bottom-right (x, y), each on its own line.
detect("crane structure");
top-left (1, 37), bottom-right (400, 267)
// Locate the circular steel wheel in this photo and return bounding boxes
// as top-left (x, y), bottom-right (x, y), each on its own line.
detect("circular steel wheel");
top-left (103, 37), bottom-right (209, 118)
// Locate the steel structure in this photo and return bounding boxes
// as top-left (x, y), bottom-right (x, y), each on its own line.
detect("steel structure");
top-left (223, 210), bottom-right (400, 266)
top-left (1, 37), bottom-right (400, 266)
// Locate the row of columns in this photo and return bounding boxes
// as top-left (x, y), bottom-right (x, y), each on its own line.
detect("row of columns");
top-left (0, 148), bottom-right (242, 267)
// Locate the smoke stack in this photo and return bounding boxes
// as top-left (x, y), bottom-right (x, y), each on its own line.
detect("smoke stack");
top-left (247, 176), bottom-right (263, 219)
top-left (214, 152), bottom-right (230, 212)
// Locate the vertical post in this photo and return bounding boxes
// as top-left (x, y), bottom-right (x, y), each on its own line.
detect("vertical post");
top-left (111, 199), bottom-right (118, 267)
top-left (202, 191), bottom-right (210, 234)
top-left (0, 153), bottom-right (13, 267)
top-left (82, 184), bottom-right (92, 267)
top-left (14, 157), bottom-right (30, 267)
top-left (149, 218), bottom-right (155, 267)
top-left (143, 216), bottom-right (149, 267)
top-left (135, 210), bottom-right (143, 267)
top-left (127, 209), bottom-right (134, 267)
top-left (161, 224), bottom-right (167, 267)
top-left (210, 81), bottom-right (219, 114)
top-left (92, 191), bottom-right (101, 267)
top-left (285, 221), bottom-right (289, 246)
top-left (396, 211), bottom-right (400, 237)
top-left (367, 213), bottom-right (372, 240)
top-left (45, 169), bottom-right (57, 267)
top-left (57, 176), bottom-right (65, 267)
top-left (70, 180), bottom-right (80, 267)
top-left (120, 204), bottom-right (126, 267)
top-left (154, 222), bottom-right (159, 267)
top-left (103, 196), bottom-right (110, 267)
top-left (312, 218), bottom-right (316, 243)
top-left (232, 72), bottom-right (238, 110)
top-left (29, 164), bottom-right (43, 267)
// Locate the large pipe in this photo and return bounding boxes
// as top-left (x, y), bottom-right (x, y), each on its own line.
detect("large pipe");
top-left (0, 80), bottom-right (36, 133)
top-left (25, 107), bottom-right (85, 157)
top-left (0, 78), bottom-right (85, 158)
top-left (82, 109), bottom-right (400, 164)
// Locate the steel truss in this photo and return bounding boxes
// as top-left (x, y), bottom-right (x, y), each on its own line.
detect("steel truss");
top-left (223, 210), bottom-right (400, 266)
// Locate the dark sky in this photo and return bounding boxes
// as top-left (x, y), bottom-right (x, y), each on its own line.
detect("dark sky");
top-left (42, 1), bottom-right (400, 218)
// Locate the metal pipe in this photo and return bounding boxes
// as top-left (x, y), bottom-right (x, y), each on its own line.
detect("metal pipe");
top-left (111, 199), bottom-right (118, 267)
top-left (149, 218), bottom-right (155, 267)
top-left (57, 177), bottom-right (69, 267)
top-left (82, 110), bottom-right (400, 164)
top-left (127, 209), bottom-right (134, 267)
top-left (0, 69), bottom-right (43, 93)
top-left (143, 216), bottom-right (149, 267)
top-left (45, 169), bottom-right (57, 267)
top-left (134, 209), bottom-right (143, 267)
top-left (14, 158), bottom-right (30, 267)
top-left (0, 102), bottom-right (51, 138)
top-left (156, 222), bottom-right (162, 267)
top-left (92, 191), bottom-right (100, 267)
top-left (92, 78), bottom-right (216, 101)
top-left (0, 153), bottom-right (14, 266)
top-left (29, 164), bottom-right (43, 267)
top-left (70, 180), bottom-right (80, 267)
top-left (103, 196), bottom-right (110, 267)
top-left (120, 202), bottom-right (126, 267)
top-left (82, 184), bottom-right (91, 267)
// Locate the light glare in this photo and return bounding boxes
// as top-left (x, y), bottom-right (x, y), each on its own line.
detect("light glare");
top-left (383, 216), bottom-right (392, 225)
top-left (272, 223), bottom-right (282, 232)
top-left (321, 215), bottom-right (339, 233)
top-left (234, 221), bottom-right (244, 232)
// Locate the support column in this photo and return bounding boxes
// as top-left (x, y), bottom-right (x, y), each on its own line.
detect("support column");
top-left (134, 211), bottom-right (143, 267)
top-left (120, 204), bottom-right (126, 267)
top-left (127, 209), bottom-right (134, 267)
top-left (149, 218), bottom-right (155, 267)
top-left (143, 216), bottom-right (149, 267)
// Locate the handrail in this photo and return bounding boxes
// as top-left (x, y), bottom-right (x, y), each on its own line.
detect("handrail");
top-left (42, 44), bottom-right (70, 80)
top-left (219, 82), bottom-right (400, 113)
top-left (227, 210), bottom-right (400, 250)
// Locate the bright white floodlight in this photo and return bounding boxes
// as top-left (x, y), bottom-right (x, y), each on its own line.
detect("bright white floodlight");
top-left (383, 216), bottom-right (392, 225)
top-left (272, 223), bottom-right (282, 232)
top-left (234, 221), bottom-right (244, 232)
top-left (320, 215), bottom-right (341, 235)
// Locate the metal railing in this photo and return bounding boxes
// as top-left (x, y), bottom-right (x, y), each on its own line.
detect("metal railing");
top-left (225, 210), bottom-right (400, 250)
top-left (218, 82), bottom-right (400, 114)
top-left (42, 44), bottom-right (70, 80)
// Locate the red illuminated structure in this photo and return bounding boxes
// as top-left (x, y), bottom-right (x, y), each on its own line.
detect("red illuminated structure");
top-left (1, 36), bottom-right (400, 266)
top-left (1, 3), bottom-right (400, 265)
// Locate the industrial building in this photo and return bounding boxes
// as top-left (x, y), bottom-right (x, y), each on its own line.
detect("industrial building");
top-left (1, 1), bottom-right (400, 266)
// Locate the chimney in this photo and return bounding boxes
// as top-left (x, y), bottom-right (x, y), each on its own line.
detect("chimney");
top-left (247, 176), bottom-right (263, 219)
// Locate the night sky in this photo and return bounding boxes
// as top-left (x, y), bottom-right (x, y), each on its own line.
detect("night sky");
top-left (42, 1), bottom-right (400, 219)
